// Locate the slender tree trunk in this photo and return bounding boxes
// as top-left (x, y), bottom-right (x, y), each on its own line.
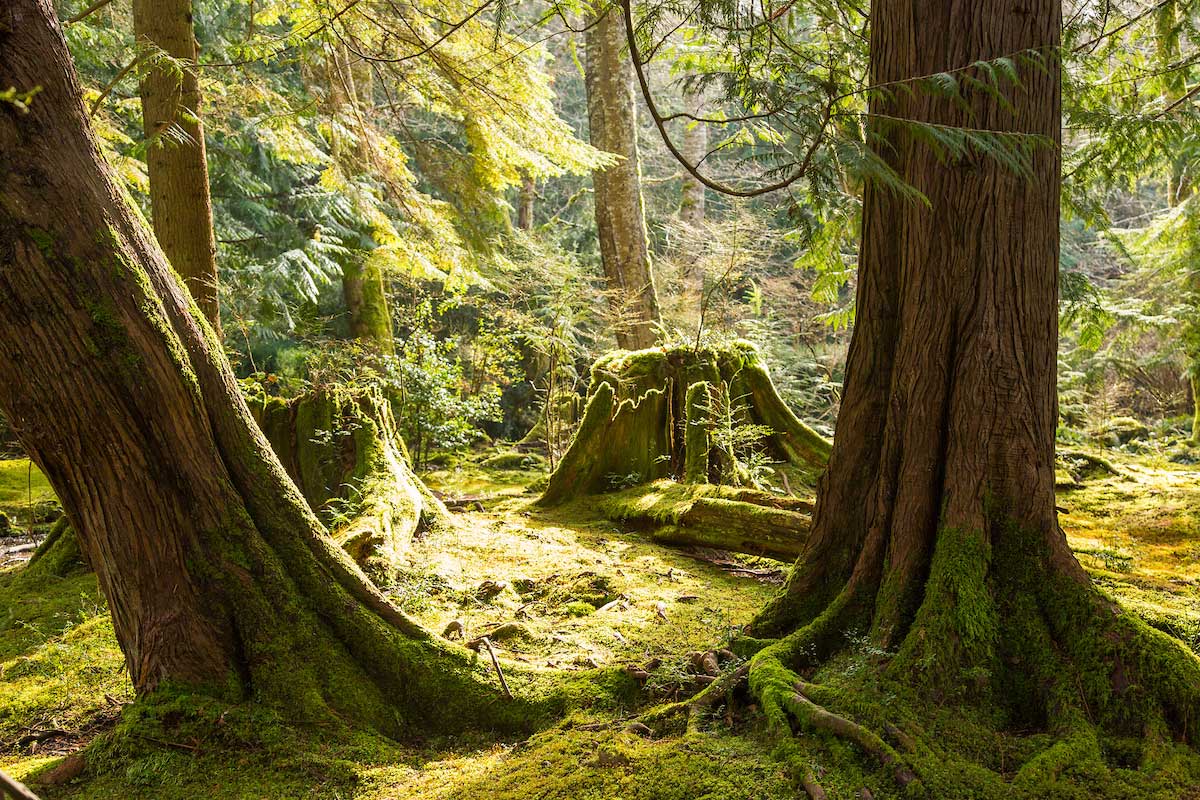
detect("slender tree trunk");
top-left (517, 173), bottom-right (536, 231)
top-left (0, 0), bottom-right (606, 735)
top-left (749, 0), bottom-right (1200, 746)
top-left (325, 46), bottom-right (395, 353)
top-left (343, 259), bottom-right (394, 353)
top-left (1157, 2), bottom-right (1200, 445)
top-left (585, 7), bottom-right (661, 350)
top-left (678, 83), bottom-right (707, 302)
top-left (133, 0), bottom-right (221, 335)
top-left (678, 86), bottom-right (706, 229)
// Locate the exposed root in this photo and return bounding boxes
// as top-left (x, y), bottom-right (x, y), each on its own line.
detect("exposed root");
top-left (786, 683), bottom-right (916, 787)
top-left (748, 639), bottom-right (918, 790)
top-left (800, 772), bottom-right (828, 800)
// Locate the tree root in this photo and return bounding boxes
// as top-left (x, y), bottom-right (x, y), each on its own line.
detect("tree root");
top-left (785, 683), bottom-right (916, 787)
top-left (746, 637), bottom-right (919, 789)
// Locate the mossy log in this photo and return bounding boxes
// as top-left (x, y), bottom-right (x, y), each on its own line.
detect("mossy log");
top-left (247, 385), bottom-right (449, 575)
top-left (538, 342), bottom-right (831, 505)
top-left (597, 480), bottom-right (812, 561)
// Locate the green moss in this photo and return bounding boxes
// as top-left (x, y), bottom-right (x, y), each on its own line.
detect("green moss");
top-left (683, 381), bottom-right (712, 484)
top-left (542, 342), bottom-right (829, 505)
top-left (25, 226), bottom-right (55, 260)
top-left (888, 525), bottom-right (999, 695)
top-left (481, 452), bottom-right (548, 471)
top-left (0, 458), bottom-right (55, 521)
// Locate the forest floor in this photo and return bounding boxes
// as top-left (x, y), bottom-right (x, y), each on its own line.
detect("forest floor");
top-left (0, 447), bottom-right (1197, 799)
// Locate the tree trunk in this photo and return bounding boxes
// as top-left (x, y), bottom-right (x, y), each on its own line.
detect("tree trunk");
top-left (324, 46), bottom-right (396, 354)
top-left (132, 0), bottom-right (221, 335)
top-left (343, 258), bottom-right (395, 353)
top-left (0, 0), bottom-right (616, 735)
top-left (585, 7), bottom-right (661, 350)
top-left (1157, 2), bottom-right (1200, 446)
top-left (517, 173), bottom-right (536, 230)
top-left (679, 86), bottom-right (706, 229)
top-left (747, 0), bottom-right (1200, 760)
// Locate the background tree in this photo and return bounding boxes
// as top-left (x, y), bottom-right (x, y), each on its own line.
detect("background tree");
top-left (586, 2), bottom-right (662, 350)
top-left (133, 0), bottom-right (222, 333)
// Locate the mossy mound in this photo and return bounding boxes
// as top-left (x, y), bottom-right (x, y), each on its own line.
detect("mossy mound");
top-left (481, 451), bottom-right (549, 471)
top-left (245, 384), bottom-right (450, 575)
top-left (538, 342), bottom-right (830, 505)
top-left (1091, 416), bottom-right (1151, 447)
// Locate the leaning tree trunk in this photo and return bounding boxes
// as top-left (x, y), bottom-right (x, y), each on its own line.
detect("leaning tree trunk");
top-left (0, 0), bottom-right (619, 737)
top-left (132, 0), bottom-right (221, 335)
top-left (585, 5), bottom-right (661, 350)
top-left (740, 0), bottom-right (1200, 782)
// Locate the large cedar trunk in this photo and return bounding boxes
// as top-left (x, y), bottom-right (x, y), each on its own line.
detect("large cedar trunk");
top-left (745, 0), bottom-right (1200, 765)
top-left (0, 0), bottom-right (609, 736)
top-left (133, 0), bottom-right (221, 334)
top-left (585, 6), bottom-right (661, 350)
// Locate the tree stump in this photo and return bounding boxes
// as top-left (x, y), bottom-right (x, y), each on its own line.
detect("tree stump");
top-left (538, 342), bottom-right (831, 505)
top-left (247, 384), bottom-right (449, 575)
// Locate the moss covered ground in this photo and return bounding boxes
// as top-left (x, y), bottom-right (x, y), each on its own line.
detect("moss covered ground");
top-left (0, 460), bottom-right (55, 525)
top-left (0, 448), bottom-right (1198, 798)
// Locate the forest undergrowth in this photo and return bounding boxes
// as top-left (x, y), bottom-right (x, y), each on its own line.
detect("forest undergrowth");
top-left (1, 447), bottom-right (1198, 799)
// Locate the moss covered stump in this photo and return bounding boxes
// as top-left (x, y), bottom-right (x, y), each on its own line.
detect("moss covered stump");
top-left (246, 384), bottom-right (449, 575)
top-left (538, 342), bottom-right (830, 505)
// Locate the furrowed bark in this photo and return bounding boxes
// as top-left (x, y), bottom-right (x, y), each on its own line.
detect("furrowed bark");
top-left (0, 0), bottom-right (624, 735)
top-left (746, 0), bottom-right (1200, 753)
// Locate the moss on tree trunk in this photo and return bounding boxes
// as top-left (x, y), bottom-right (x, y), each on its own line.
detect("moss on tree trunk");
top-left (538, 342), bottom-right (830, 505)
top-left (724, 3), bottom-right (1200, 793)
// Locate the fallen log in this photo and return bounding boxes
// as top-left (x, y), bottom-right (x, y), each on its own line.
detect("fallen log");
top-left (596, 480), bottom-right (810, 562)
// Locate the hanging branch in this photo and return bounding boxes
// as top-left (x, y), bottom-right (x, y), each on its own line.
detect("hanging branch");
top-left (618, 0), bottom-right (831, 199)
top-left (88, 52), bottom-right (149, 118)
top-left (66, 0), bottom-right (116, 25)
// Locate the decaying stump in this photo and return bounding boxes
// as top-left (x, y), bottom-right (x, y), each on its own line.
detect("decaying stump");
top-left (247, 384), bottom-right (450, 575)
top-left (538, 342), bottom-right (831, 506)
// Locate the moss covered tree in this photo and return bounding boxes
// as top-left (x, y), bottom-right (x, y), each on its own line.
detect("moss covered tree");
top-left (586, 2), bottom-right (661, 350)
top-left (702, 0), bottom-right (1200, 790)
top-left (133, 0), bottom-right (221, 334)
top-left (0, 0), bottom-right (624, 736)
